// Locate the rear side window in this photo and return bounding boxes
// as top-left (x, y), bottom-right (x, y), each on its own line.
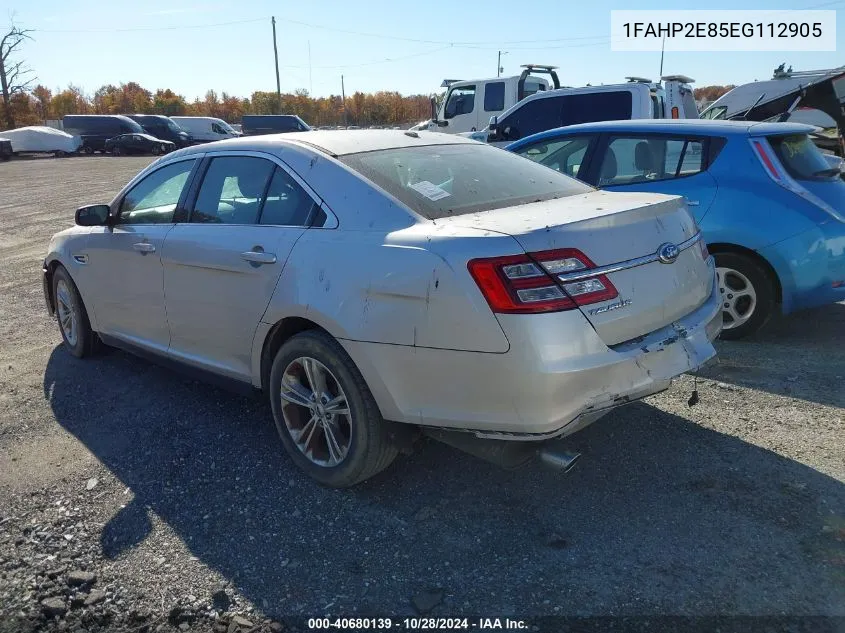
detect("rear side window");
top-left (559, 91), bottom-right (633, 126)
top-left (599, 135), bottom-right (706, 187)
top-left (484, 82), bottom-right (505, 112)
top-left (768, 134), bottom-right (841, 181)
top-left (259, 168), bottom-right (316, 226)
top-left (340, 143), bottom-right (592, 219)
top-left (192, 157), bottom-right (275, 224)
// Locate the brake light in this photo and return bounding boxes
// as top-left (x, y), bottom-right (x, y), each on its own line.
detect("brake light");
top-left (751, 139), bottom-right (782, 182)
top-left (671, 106), bottom-right (679, 119)
top-left (467, 248), bottom-right (618, 314)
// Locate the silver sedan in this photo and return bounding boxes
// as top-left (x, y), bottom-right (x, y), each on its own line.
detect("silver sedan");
top-left (43, 131), bottom-right (722, 487)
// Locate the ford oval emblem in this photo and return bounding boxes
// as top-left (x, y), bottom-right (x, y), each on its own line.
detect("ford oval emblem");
top-left (657, 242), bottom-right (680, 264)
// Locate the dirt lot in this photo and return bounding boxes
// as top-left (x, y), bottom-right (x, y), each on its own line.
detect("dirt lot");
top-left (0, 156), bottom-right (843, 632)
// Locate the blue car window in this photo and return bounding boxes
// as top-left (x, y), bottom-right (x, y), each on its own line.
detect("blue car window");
top-left (601, 136), bottom-right (706, 187)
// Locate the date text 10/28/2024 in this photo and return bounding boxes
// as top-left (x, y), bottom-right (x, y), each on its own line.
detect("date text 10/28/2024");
top-left (307, 618), bottom-right (528, 630)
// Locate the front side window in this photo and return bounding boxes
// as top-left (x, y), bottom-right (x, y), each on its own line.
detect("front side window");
top-left (599, 136), bottom-right (706, 187)
top-left (484, 82), bottom-right (505, 112)
top-left (211, 123), bottom-right (227, 135)
top-left (768, 133), bottom-right (841, 181)
top-left (444, 86), bottom-right (476, 119)
top-left (259, 169), bottom-right (316, 226)
top-left (500, 97), bottom-right (563, 141)
top-left (340, 143), bottom-right (592, 220)
top-left (191, 157), bottom-right (275, 224)
top-left (119, 160), bottom-right (196, 224)
top-left (514, 136), bottom-right (592, 178)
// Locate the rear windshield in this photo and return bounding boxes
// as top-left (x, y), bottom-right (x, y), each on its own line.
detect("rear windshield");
top-left (339, 143), bottom-right (592, 219)
top-left (768, 134), bottom-right (841, 181)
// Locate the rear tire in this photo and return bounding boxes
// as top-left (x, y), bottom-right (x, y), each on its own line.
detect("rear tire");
top-left (52, 266), bottom-right (98, 358)
top-left (269, 330), bottom-right (398, 487)
top-left (714, 252), bottom-right (776, 340)
top-left (111, 146), bottom-right (122, 156)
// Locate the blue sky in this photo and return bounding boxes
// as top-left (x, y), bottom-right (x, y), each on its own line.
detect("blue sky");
top-left (2, 0), bottom-right (842, 100)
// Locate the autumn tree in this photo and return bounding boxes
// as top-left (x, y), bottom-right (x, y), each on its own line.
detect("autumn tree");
top-left (0, 24), bottom-right (35, 129)
top-left (151, 89), bottom-right (188, 116)
top-left (31, 84), bottom-right (52, 120)
top-left (51, 85), bottom-right (90, 117)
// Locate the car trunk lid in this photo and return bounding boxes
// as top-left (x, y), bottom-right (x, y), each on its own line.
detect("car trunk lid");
top-left (447, 190), bottom-right (713, 346)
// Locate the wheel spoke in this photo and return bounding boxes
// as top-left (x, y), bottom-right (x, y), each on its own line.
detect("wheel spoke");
top-left (323, 422), bottom-right (345, 464)
top-left (299, 414), bottom-right (320, 450)
top-left (279, 377), bottom-right (313, 407)
top-left (302, 358), bottom-right (328, 398)
top-left (324, 394), bottom-right (350, 416)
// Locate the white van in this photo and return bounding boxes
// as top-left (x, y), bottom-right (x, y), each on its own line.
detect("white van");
top-left (170, 116), bottom-right (240, 143)
top-left (475, 82), bottom-right (660, 147)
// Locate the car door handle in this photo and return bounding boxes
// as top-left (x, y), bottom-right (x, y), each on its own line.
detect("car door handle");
top-left (132, 242), bottom-right (156, 253)
top-left (240, 250), bottom-right (277, 265)
top-left (685, 198), bottom-right (700, 207)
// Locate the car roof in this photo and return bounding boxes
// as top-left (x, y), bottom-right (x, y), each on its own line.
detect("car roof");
top-left (175, 130), bottom-right (477, 157)
top-left (510, 119), bottom-right (816, 145)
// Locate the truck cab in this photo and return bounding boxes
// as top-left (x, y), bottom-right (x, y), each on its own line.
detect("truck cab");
top-left (425, 65), bottom-right (560, 134)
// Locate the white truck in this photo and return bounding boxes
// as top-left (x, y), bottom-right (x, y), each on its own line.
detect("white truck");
top-left (415, 68), bottom-right (697, 142)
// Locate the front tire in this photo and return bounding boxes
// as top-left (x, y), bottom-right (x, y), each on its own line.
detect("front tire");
top-left (269, 330), bottom-right (397, 487)
top-left (714, 252), bottom-right (776, 340)
top-left (52, 266), bottom-right (97, 358)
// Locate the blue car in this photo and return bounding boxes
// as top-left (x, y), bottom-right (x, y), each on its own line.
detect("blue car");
top-left (507, 119), bottom-right (845, 339)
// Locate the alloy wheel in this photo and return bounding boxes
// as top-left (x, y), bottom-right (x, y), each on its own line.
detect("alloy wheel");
top-left (717, 266), bottom-right (757, 330)
top-left (279, 356), bottom-right (352, 467)
top-left (56, 279), bottom-right (78, 347)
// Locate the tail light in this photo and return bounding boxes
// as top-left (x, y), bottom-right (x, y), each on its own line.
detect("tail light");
top-left (751, 139), bottom-right (783, 182)
top-left (467, 248), bottom-right (617, 314)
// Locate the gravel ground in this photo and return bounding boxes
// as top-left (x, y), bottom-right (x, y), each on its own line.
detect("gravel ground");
top-left (0, 156), bottom-right (843, 632)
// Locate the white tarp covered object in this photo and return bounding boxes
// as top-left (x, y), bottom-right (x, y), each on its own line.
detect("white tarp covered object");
top-left (0, 126), bottom-right (81, 153)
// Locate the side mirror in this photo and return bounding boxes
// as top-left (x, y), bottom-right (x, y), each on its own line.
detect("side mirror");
top-left (488, 115), bottom-right (498, 134)
top-left (75, 204), bottom-right (111, 227)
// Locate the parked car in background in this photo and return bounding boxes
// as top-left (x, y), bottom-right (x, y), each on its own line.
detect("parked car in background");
top-left (170, 116), bottom-right (240, 143)
top-left (63, 115), bottom-right (145, 153)
top-left (508, 119), bottom-right (845, 338)
top-left (42, 131), bottom-right (720, 487)
top-left (1, 126), bottom-right (82, 156)
top-left (104, 133), bottom-right (175, 156)
top-left (241, 115), bottom-right (311, 136)
top-left (0, 137), bottom-right (11, 161)
top-left (127, 115), bottom-right (192, 148)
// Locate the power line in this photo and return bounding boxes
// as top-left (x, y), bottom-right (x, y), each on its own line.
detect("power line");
top-left (280, 45), bottom-right (454, 70)
top-left (33, 17), bottom-right (266, 33)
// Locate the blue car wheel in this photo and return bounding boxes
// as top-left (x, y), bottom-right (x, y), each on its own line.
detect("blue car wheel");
top-left (714, 252), bottom-right (777, 340)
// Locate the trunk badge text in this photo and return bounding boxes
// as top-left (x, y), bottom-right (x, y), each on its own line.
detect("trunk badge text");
top-left (658, 242), bottom-right (680, 264)
top-left (588, 299), bottom-right (632, 316)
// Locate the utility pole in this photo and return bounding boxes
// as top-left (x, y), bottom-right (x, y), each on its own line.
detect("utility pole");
top-left (341, 74), bottom-right (348, 126)
top-left (272, 16), bottom-right (281, 113)
top-left (497, 51), bottom-right (507, 77)
top-left (659, 34), bottom-right (666, 78)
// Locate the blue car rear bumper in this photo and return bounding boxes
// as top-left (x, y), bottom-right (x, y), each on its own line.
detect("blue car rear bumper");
top-left (760, 220), bottom-right (845, 314)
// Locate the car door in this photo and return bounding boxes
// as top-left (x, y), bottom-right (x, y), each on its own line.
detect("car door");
top-left (510, 134), bottom-right (599, 180)
top-left (587, 133), bottom-right (719, 223)
top-left (83, 158), bottom-right (199, 352)
top-left (161, 152), bottom-right (317, 381)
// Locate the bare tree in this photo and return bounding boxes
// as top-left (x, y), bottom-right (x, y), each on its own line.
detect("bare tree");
top-left (0, 24), bottom-right (34, 129)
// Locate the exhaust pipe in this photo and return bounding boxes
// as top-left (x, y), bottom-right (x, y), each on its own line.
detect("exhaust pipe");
top-left (537, 446), bottom-right (581, 472)
top-left (424, 429), bottom-right (581, 473)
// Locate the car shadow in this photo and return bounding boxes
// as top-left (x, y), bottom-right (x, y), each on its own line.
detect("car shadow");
top-left (43, 345), bottom-right (845, 617)
top-left (702, 301), bottom-right (845, 409)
